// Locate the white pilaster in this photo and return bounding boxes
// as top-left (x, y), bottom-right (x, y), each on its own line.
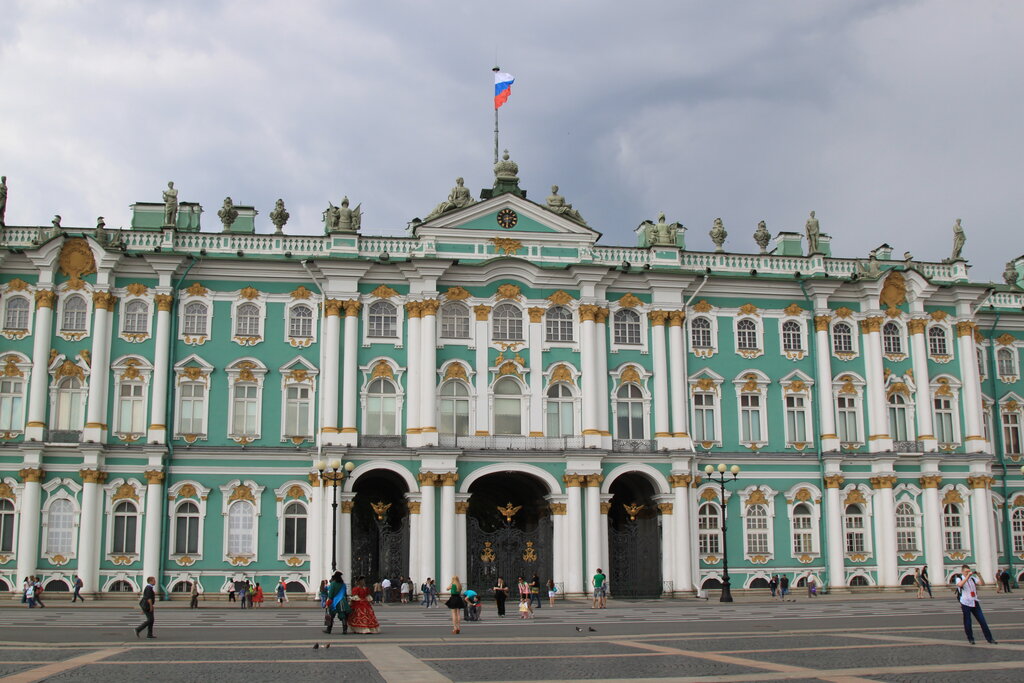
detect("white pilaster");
top-left (909, 319), bottom-right (936, 451)
top-left (919, 470), bottom-right (945, 585)
top-left (455, 494), bottom-right (469, 583)
top-left (474, 311), bottom-right (490, 436)
top-left (320, 302), bottom-right (342, 445)
top-left (83, 294), bottom-right (114, 443)
top-left (340, 301), bottom-right (361, 447)
top-left (655, 496), bottom-right (674, 595)
top-left (547, 496), bottom-right (567, 592)
top-left (814, 315), bottom-right (839, 452)
top-left (439, 473), bottom-right (457, 587)
top-left (147, 294), bottom-right (173, 444)
top-left (141, 470), bottom-right (165, 588)
top-left (584, 475), bottom-right (602, 590)
top-left (25, 293), bottom-right (54, 441)
top-left (958, 322), bottom-right (986, 453)
top-left (565, 475), bottom-right (584, 594)
top-left (528, 308), bottom-right (544, 436)
top-left (308, 477), bottom-right (323, 591)
top-left (339, 493), bottom-right (353, 581)
top-left (595, 309), bottom-right (611, 445)
top-left (969, 474), bottom-right (995, 582)
top-left (650, 312), bottom-right (671, 441)
top-left (863, 317), bottom-right (892, 452)
top-left (870, 472), bottom-right (898, 587)
top-left (15, 470), bottom-right (43, 583)
top-left (823, 473), bottom-right (845, 588)
top-left (580, 307), bottom-right (600, 447)
top-left (76, 471), bottom-right (104, 595)
top-left (599, 493), bottom-right (612, 575)
top-left (668, 313), bottom-right (690, 445)
top-left (671, 475), bottom-right (694, 593)
top-left (419, 300), bottom-right (439, 446)
top-left (405, 303), bottom-right (422, 446)
top-left (407, 496), bottom-right (421, 585)
top-left (419, 473), bottom-right (437, 581)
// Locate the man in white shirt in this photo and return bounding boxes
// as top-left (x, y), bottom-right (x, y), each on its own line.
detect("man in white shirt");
top-left (381, 577), bottom-right (392, 603)
top-left (954, 564), bottom-right (997, 645)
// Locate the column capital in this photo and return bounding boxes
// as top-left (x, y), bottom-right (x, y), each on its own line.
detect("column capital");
top-left (417, 471), bottom-right (437, 486)
top-left (869, 475), bottom-right (898, 489)
top-left (599, 501), bottom-right (612, 514)
top-left (420, 299), bottom-right (440, 316)
top-left (584, 474), bottom-right (604, 487)
top-left (307, 472), bottom-right (322, 487)
top-left (79, 469), bottom-right (108, 484)
top-left (967, 475), bottom-right (995, 490)
top-left (578, 304), bottom-right (599, 322)
top-left (34, 290), bottom-right (56, 309)
top-left (408, 501), bottom-right (421, 514)
top-left (342, 299), bottom-right (362, 317)
top-left (324, 299), bottom-right (344, 317)
top-left (527, 307), bottom-right (545, 323)
top-left (918, 475), bottom-right (943, 489)
top-left (143, 470), bottom-right (165, 485)
top-left (563, 473), bottom-right (586, 487)
top-left (595, 307), bottom-right (609, 324)
top-left (668, 310), bottom-right (686, 327)
top-left (908, 318), bottom-right (928, 335)
top-left (648, 310), bottom-right (669, 326)
top-left (823, 474), bottom-right (845, 489)
top-left (18, 467), bottom-right (44, 483)
top-left (439, 472), bottom-right (459, 486)
top-left (92, 291), bottom-right (118, 311)
top-left (454, 501), bottom-right (469, 514)
top-left (956, 320), bottom-right (977, 338)
top-left (341, 500), bottom-right (355, 513)
top-left (154, 293), bottom-right (174, 312)
top-left (814, 315), bottom-right (832, 332)
top-left (405, 301), bottom-right (423, 318)
top-left (549, 502), bottom-right (567, 515)
top-left (669, 474), bottom-right (693, 488)
top-left (473, 304), bottom-right (491, 321)
top-left (658, 502), bottom-right (673, 515)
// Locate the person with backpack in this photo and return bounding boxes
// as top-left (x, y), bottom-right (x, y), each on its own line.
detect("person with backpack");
top-left (72, 575), bottom-right (84, 603)
top-left (954, 565), bottom-right (997, 644)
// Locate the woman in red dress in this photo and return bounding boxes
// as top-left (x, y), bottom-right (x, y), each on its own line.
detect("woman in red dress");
top-left (346, 577), bottom-right (380, 634)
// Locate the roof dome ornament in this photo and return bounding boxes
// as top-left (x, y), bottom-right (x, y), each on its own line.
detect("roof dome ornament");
top-left (485, 149), bottom-right (524, 199)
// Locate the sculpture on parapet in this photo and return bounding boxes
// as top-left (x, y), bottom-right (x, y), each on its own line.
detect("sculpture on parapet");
top-left (710, 218), bottom-right (727, 252)
top-left (425, 177), bottom-right (476, 221)
top-left (949, 218), bottom-right (965, 262)
top-left (753, 220), bottom-right (771, 254)
top-left (218, 197), bottom-right (238, 232)
top-left (805, 211), bottom-right (821, 255)
top-left (639, 213), bottom-right (682, 246)
top-left (163, 181), bottom-right (179, 227)
top-left (52, 215), bottom-right (62, 229)
top-left (1004, 261), bottom-right (1018, 288)
top-left (323, 196), bottom-right (361, 233)
top-left (857, 250), bottom-right (882, 278)
top-left (545, 185), bottom-right (586, 225)
top-left (270, 199), bottom-right (290, 235)
top-left (0, 176), bottom-right (7, 227)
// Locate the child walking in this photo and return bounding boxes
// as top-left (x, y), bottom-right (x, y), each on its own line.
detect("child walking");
top-left (519, 596), bottom-right (531, 619)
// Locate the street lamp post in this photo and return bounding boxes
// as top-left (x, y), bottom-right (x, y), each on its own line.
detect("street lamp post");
top-left (316, 459), bottom-right (355, 572)
top-left (704, 463), bottom-right (740, 603)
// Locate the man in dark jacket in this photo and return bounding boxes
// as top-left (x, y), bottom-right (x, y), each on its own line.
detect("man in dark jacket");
top-left (323, 572), bottom-right (350, 635)
top-left (134, 576), bottom-right (157, 639)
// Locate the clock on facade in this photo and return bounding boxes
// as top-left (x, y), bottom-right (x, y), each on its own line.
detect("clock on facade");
top-left (496, 208), bottom-right (518, 229)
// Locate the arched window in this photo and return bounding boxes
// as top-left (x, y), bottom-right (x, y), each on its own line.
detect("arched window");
top-left (108, 580), bottom-right (135, 593)
top-left (614, 383), bottom-right (644, 439)
top-left (46, 499), bottom-right (75, 555)
top-left (440, 303), bottom-right (470, 339)
top-left (283, 501), bottom-right (307, 555)
top-left (61, 295), bottom-right (88, 331)
top-left (54, 376), bottom-right (85, 431)
top-left (288, 304), bottom-right (313, 338)
top-left (112, 500), bottom-right (138, 554)
top-left (183, 302), bottom-right (208, 336)
top-left (283, 384), bottom-right (312, 438)
top-left (928, 326), bottom-right (948, 356)
top-left (791, 503), bottom-right (813, 553)
top-left (697, 502), bottom-right (721, 554)
top-left (844, 503), bottom-right (865, 553)
top-left (888, 393), bottom-right (909, 442)
top-left (850, 575), bottom-right (869, 587)
top-left (545, 307), bottom-right (574, 342)
top-left (1012, 508), bottom-right (1024, 554)
top-left (744, 504), bottom-right (769, 554)
top-left (227, 500), bottom-right (255, 556)
top-left (235, 302), bottom-right (260, 337)
top-left (882, 322), bottom-right (902, 355)
top-left (178, 382), bottom-right (205, 435)
top-left (832, 323), bottom-right (853, 353)
top-left (439, 381), bottom-right (470, 436)
top-left (3, 296), bottom-right (29, 331)
top-left (782, 321), bottom-right (802, 352)
top-left (368, 301), bottom-right (397, 338)
top-left (736, 319), bottom-right (758, 350)
top-left (117, 379), bottom-right (146, 435)
top-left (545, 383), bottom-right (574, 437)
top-left (493, 377), bottom-right (523, 435)
top-left (123, 300), bottom-right (149, 334)
top-left (691, 317), bottom-right (712, 348)
top-left (0, 499), bottom-right (14, 552)
top-left (998, 348), bottom-right (1016, 377)
top-left (895, 502), bottom-right (918, 552)
top-left (613, 309), bottom-right (641, 345)
top-left (492, 303), bottom-right (523, 341)
top-left (943, 503), bottom-right (963, 551)
top-left (174, 501), bottom-right (200, 555)
top-left (0, 376), bottom-right (25, 432)
top-left (365, 378), bottom-right (398, 435)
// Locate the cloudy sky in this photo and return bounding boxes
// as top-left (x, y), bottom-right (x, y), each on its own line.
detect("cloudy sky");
top-left (1, 0), bottom-right (1021, 280)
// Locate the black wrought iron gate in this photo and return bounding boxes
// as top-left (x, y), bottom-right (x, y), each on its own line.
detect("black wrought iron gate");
top-left (352, 518), bottom-right (408, 583)
top-left (467, 516), bottom-right (552, 591)
top-left (608, 516), bottom-right (662, 598)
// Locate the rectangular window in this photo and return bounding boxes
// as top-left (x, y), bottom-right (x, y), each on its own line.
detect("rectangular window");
top-left (837, 396), bottom-right (858, 442)
top-left (117, 382), bottom-right (146, 434)
top-left (896, 530), bottom-right (917, 552)
top-left (494, 398), bottom-right (522, 435)
top-left (693, 393), bottom-right (716, 442)
top-left (740, 394), bottom-right (762, 442)
top-left (232, 385), bottom-right (259, 436)
top-left (934, 397), bottom-right (955, 444)
top-left (284, 386), bottom-right (311, 437)
top-left (175, 516), bottom-right (199, 555)
top-left (179, 383), bottom-right (205, 435)
top-left (944, 530), bottom-right (962, 551)
top-left (1003, 412), bottom-right (1022, 455)
top-left (786, 395), bottom-right (807, 443)
top-left (113, 514), bottom-right (137, 554)
top-left (284, 516), bottom-right (307, 555)
top-left (0, 379), bottom-right (24, 432)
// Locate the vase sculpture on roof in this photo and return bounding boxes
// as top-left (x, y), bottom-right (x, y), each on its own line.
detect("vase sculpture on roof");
top-left (710, 218), bottom-right (727, 252)
top-left (753, 220), bottom-right (771, 254)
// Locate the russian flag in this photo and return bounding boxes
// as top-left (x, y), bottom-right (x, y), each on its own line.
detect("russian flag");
top-left (494, 71), bottom-right (514, 110)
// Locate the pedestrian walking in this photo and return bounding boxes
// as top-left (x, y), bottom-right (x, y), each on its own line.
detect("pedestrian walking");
top-left (381, 577), bottom-right (392, 603)
top-left (446, 576), bottom-right (465, 634)
top-left (372, 580), bottom-right (383, 605)
top-left (547, 578), bottom-right (557, 606)
top-left (1000, 568), bottom-right (1012, 594)
top-left (996, 568), bottom-right (1004, 593)
top-left (806, 575), bottom-right (817, 598)
top-left (954, 565), bottom-right (996, 644)
top-left (400, 578), bottom-right (410, 603)
top-left (276, 578), bottom-right (287, 606)
top-left (190, 580), bottom-right (200, 609)
top-left (318, 579), bottom-right (329, 608)
top-left (227, 582), bottom-right (236, 602)
top-left (914, 568), bottom-right (925, 599)
top-left (134, 576), bottom-right (157, 639)
top-left (32, 577), bottom-right (45, 608)
top-left (591, 568), bottom-right (607, 609)
top-left (493, 577), bottom-right (509, 617)
top-left (920, 566), bottom-right (933, 598)
top-left (769, 575), bottom-right (778, 598)
top-left (779, 574), bottom-right (790, 601)
top-left (24, 578), bottom-right (35, 608)
top-left (322, 571), bottom-right (350, 635)
top-left (530, 573), bottom-right (542, 609)
top-left (253, 583), bottom-right (264, 607)
top-left (72, 575), bottom-right (84, 602)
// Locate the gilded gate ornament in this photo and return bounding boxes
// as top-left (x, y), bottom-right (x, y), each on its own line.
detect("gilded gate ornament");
top-left (371, 501), bottom-right (392, 520)
top-left (879, 270), bottom-right (907, 310)
top-left (497, 502), bottom-right (522, 523)
top-left (522, 541), bottom-right (538, 562)
top-left (58, 238), bottom-right (96, 288)
top-left (480, 541), bottom-right (496, 562)
top-left (623, 502), bottom-right (645, 521)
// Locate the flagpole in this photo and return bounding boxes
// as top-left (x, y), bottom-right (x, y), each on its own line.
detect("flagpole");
top-left (493, 66), bottom-right (500, 164)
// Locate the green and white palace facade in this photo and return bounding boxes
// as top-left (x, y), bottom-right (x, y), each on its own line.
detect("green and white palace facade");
top-left (2, 157), bottom-right (1024, 599)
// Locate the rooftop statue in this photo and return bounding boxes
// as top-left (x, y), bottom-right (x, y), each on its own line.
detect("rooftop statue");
top-left (218, 197), bottom-right (238, 232)
top-left (753, 220), bottom-right (771, 254)
top-left (425, 177), bottom-right (476, 221)
top-left (545, 185), bottom-right (586, 225)
top-left (0, 175), bottom-right (7, 227)
top-left (857, 249), bottom-right (882, 278)
top-left (710, 217), bottom-right (727, 252)
top-left (639, 213), bottom-right (682, 246)
top-left (805, 210), bottom-right (821, 255)
top-left (324, 196), bottom-right (361, 233)
top-left (52, 215), bottom-right (62, 229)
top-left (163, 181), bottom-right (178, 227)
top-left (1004, 261), bottom-right (1018, 288)
top-left (948, 218), bottom-right (965, 262)
top-left (270, 199), bottom-right (290, 235)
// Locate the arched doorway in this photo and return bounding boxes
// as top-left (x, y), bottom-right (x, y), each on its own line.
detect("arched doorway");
top-left (607, 472), bottom-right (662, 598)
top-left (466, 472), bottom-right (553, 593)
top-left (351, 470), bottom-right (409, 590)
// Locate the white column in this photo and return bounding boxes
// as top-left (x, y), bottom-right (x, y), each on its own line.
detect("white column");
top-left (657, 499), bottom-right (674, 595)
top-left (958, 323), bottom-right (986, 453)
top-left (83, 294), bottom-right (115, 443)
top-left (339, 494), bottom-right (353, 581)
top-left (814, 315), bottom-right (839, 452)
top-left (25, 292), bottom-right (55, 441)
top-left (671, 476), bottom-right (693, 593)
top-left (308, 476), bottom-right (323, 591)
top-left (580, 307), bottom-right (599, 446)
top-left (340, 301), bottom-right (361, 446)
top-left (909, 319), bottom-right (936, 451)
top-left (147, 294), bottom-right (173, 444)
top-left (595, 309), bottom-right (611, 441)
top-left (439, 473), bottom-right (457, 588)
top-left (76, 470), bottom-right (104, 595)
top-left (418, 473), bottom-right (437, 581)
top-left (649, 311), bottom-right (670, 439)
top-left (920, 474), bottom-right (945, 585)
top-left (405, 303), bottom-right (422, 446)
top-left (321, 482), bottom-right (333, 580)
top-left (565, 475), bottom-right (584, 594)
top-left (871, 475), bottom-right (898, 586)
top-left (599, 494), bottom-right (612, 574)
top-left (455, 497), bottom-right (469, 583)
top-left (474, 308), bottom-right (490, 435)
top-left (668, 313), bottom-right (689, 441)
top-left (824, 475), bottom-right (845, 588)
top-left (15, 468), bottom-right (43, 583)
top-left (969, 475), bottom-right (995, 582)
top-left (407, 496), bottom-right (421, 586)
top-left (141, 470), bottom-right (165, 589)
top-left (548, 499), bottom-right (566, 591)
top-left (320, 301), bottom-right (342, 445)
top-left (528, 308), bottom-right (544, 436)
top-left (584, 475), bottom-right (602, 590)
top-left (863, 317), bottom-right (892, 452)
top-left (419, 300), bottom-right (439, 446)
